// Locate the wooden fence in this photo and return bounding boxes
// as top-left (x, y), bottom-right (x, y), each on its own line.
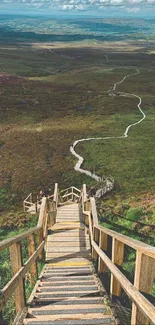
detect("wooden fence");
top-left (23, 193), bottom-right (42, 214)
top-left (81, 184), bottom-right (155, 325)
top-left (0, 183), bottom-right (59, 320)
top-left (0, 183), bottom-right (155, 325)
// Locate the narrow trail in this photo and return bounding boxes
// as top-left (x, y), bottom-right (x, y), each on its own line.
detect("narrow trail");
top-left (70, 57), bottom-right (146, 185)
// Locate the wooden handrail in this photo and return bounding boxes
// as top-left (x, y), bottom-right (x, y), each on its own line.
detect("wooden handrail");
top-left (81, 188), bottom-right (155, 325)
top-left (97, 225), bottom-right (155, 259)
top-left (0, 241), bottom-right (45, 311)
top-left (89, 196), bottom-right (155, 259)
top-left (0, 197), bottom-right (47, 252)
top-left (0, 188), bottom-right (58, 319)
top-left (24, 193), bottom-right (32, 203)
top-left (72, 186), bottom-right (81, 193)
top-left (92, 240), bottom-right (155, 324)
top-left (59, 186), bottom-right (81, 204)
top-left (0, 226), bottom-right (41, 252)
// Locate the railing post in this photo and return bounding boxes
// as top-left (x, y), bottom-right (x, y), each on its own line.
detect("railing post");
top-left (110, 238), bottom-right (124, 297)
top-left (92, 227), bottom-right (99, 261)
top-left (72, 187), bottom-right (74, 201)
top-left (131, 251), bottom-right (155, 325)
top-left (9, 243), bottom-right (25, 312)
top-left (83, 184), bottom-right (87, 209)
top-left (27, 234), bottom-right (38, 284)
top-left (84, 200), bottom-right (90, 226)
top-left (38, 229), bottom-right (44, 261)
top-left (98, 231), bottom-right (108, 273)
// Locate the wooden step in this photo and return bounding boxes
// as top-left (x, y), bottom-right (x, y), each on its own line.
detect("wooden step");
top-left (38, 285), bottom-right (99, 291)
top-left (48, 229), bottom-right (86, 235)
top-left (43, 270), bottom-right (93, 275)
top-left (40, 280), bottom-right (97, 286)
top-left (28, 307), bottom-right (109, 316)
top-left (57, 212), bottom-right (80, 215)
top-left (46, 252), bottom-right (91, 260)
top-left (46, 244), bottom-right (90, 249)
top-left (35, 289), bottom-right (101, 298)
top-left (23, 199), bottom-right (115, 325)
top-left (46, 247), bottom-right (90, 253)
top-left (42, 275), bottom-right (95, 281)
top-left (24, 315), bottom-right (114, 324)
top-left (44, 266), bottom-right (92, 270)
top-left (56, 220), bottom-right (81, 223)
top-left (48, 235), bottom-right (87, 240)
top-left (28, 303), bottom-right (106, 311)
top-left (33, 297), bottom-right (104, 306)
top-left (51, 224), bottom-right (84, 230)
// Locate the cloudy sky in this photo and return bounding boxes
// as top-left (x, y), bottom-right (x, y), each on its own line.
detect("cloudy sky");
top-left (0, 0), bottom-right (155, 17)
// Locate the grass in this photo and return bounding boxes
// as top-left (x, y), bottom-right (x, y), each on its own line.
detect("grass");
top-left (0, 53), bottom-right (155, 198)
top-left (0, 39), bottom-right (155, 323)
top-left (0, 213), bottom-right (44, 324)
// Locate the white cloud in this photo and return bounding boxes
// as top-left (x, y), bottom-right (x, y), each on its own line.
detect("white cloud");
top-left (1, 0), bottom-right (155, 13)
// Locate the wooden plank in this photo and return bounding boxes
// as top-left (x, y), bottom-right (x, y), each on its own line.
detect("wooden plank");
top-left (46, 241), bottom-right (90, 247)
top-left (92, 228), bottom-right (99, 261)
top-left (23, 314), bottom-right (113, 323)
top-left (110, 238), bottom-right (124, 297)
top-left (37, 197), bottom-right (47, 228)
top-left (72, 186), bottom-right (81, 193)
top-left (90, 198), bottom-right (98, 226)
top-left (88, 213), bottom-right (93, 243)
top-left (38, 229), bottom-right (44, 261)
top-left (53, 183), bottom-right (58, 209)
top-left (92, 241), bottom-right (155, 325)
top-left (9, 243), bottom-right (25, 313)
top-left (131, 252), bottom-right (155, 325)
top-left (83, 184), bottom-right (87, 205)
top-left (0, 226), bottom-right (40, 252)
top-left (27, 234), bottom-right (38, 284)
top-left (0, 241), bottom-right (45, 312)
top-left (97, 225), bottom-right (155, 259)
top-left (28, 303), bottom-right (105, 311)
top-left (98, 231), bottom-right (108, 273)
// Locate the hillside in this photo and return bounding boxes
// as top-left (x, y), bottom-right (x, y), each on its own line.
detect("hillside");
top-left (0, 46), bottom-right (155, 201)
top-left (0, 17), bottom-right (155, 231)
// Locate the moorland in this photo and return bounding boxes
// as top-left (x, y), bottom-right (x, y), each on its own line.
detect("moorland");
top-left (0, 15), bottom-right (155, 216)
top-left (0, 14), bottom-right (155, 323)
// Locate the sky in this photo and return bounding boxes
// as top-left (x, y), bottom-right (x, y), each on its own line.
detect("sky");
top-left (0, 0), bottom-right (155, 17)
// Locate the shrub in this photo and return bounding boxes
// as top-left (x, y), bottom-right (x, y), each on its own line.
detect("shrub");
top-left (125, 207), bottom-right (143, 221)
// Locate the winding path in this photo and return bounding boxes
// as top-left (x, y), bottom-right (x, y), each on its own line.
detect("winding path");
top-left (70, 59), bottom-right (146, 193)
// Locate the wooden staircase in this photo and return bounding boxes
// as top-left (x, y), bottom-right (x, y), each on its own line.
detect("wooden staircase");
top-left (0, 184), bottom-right (155, 325)
top-left (23, 203), bottom-right (115, 325)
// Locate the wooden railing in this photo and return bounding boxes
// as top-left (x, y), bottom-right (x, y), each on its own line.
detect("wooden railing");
top-left (0, 184), bottom-right (59, 322)
top-left (81, 184), bottom-right (155, 325)
top-left (23, 193), bottom-right (42, 213)
top-left (1, 182), bottom-right (155, 325)
top-left (60, 186), bottom-right (81, 203)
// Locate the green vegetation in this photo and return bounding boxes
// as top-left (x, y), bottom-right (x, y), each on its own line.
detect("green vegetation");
top-left (0, 47), bottom-right (155, 200)
top-left (0, 213), bottom-right (44, 324)
top-left (0, 16), bottom-right (155, 323)
top-left (98, 192), bottom-right (155, 298)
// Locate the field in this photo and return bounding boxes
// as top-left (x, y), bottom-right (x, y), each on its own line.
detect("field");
top-left (0, 16), bottom-right (155, 229)
top-left (0, 15), bottom-right (155, 325)
top-left (0, 42), bottom-right (155, 203)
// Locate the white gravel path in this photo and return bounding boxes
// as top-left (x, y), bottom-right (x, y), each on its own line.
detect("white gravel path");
top-left (70, 59), bottom-right (146, 189)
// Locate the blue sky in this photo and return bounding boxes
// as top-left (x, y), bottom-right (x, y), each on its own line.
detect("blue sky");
top-left (0, 0), bottom-right (155, 17)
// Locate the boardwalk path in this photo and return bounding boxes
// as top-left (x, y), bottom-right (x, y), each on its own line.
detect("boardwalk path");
top-left (70, 60), bottom-right (146, 182)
